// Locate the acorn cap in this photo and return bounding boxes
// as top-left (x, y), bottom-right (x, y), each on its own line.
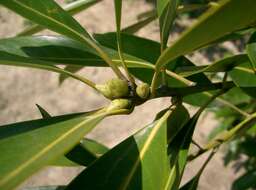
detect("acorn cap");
top-left (106, 99), bottom-right (131, 112)
top-left (136, 83), bottom-right (150, 99)
top-left (96, 78), bottom-right (129, 100)
top-left (95, 84), bottom-right (112, 99)
top-left (107, 79), bottom-right (129, 99)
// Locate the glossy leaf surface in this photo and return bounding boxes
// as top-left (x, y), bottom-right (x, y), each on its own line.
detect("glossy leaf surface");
top-left (158, 0), bottom-right (180, 49)
top-left (17, 0), bottom-right (101, 36)
top-left (65, 110), bottom-right (173, 190)
top-left (156, 0), bottom-right (256, 69)
top-left (0, 0), bottom-right (92, 42)
top-left (229, 62), bottom-right (256, 97)
top-left (0, 110), bottom-right (106, 190)
top-left (35, 104), bottom-right (108, 166)
top-left (246, 31), bottom-right (256, 72)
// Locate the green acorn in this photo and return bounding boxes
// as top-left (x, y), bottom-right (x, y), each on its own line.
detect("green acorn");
top-left (96, 78), bottom-right (129, 99)
top-left (106, 99), bottom-right (131, 112)
top-left (136, 83), bottom-right (150, 99)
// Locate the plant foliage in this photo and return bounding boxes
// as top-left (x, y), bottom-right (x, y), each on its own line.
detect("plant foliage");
top-left (0, 0), bottom-right (255, 190)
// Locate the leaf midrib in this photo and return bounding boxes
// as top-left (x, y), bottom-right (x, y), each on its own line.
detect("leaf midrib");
top-left (13, 0), bottom-right (91, 44)
top-left (0, 113), bottom-right (105, 187)
top-left (119, 110), bottom-right (171, 190)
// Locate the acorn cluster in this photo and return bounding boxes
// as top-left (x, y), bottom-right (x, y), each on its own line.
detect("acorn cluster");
top-left (96, 78), bottom-right (150, 111)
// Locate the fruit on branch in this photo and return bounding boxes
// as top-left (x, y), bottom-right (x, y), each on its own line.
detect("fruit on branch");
top-left (106, 99), bottom-right (132, 112)
top-left (136, 83), bottom-right (150, 99)
top-left (96, 78), bottom-right (129, 99)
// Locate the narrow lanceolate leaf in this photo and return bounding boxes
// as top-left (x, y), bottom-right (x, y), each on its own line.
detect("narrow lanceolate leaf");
top-left (34, 105), bottom-right (108, 167)
top-left (232, 171), bottom-right (256, 190)
top-left (17, 0), bottom-right (101, 36)
top-left (166, 114), bottom-right (198, 190)
top-left (59, 65), bottom-right (84, 84)
top-left (65, 109), bottom-right (173, 190)
top-left (158, 0), bottom-right (180, 50)
top-left (246, 31), bottom-right (256, 72)
top-left (0, 35), bottom-right (152, 84)
top-left (156, 0), bottom-right (256, 69)
top-left (0, 0), bottom-right (92, 42)
top-left (229, 62), bottom-right (256, 97)
top-left (122, 3), bottom-right (209, 35)
top-left (204, 112), bottom-right (256, 151)
top-left (0, 50), bottom-right (96, 88)
top-left (179, 151), bottom-right (215, 190)
top-left (114, 0), bottom-right (135, 83)
top-left (0, 0), bottom-right (124, 78)
top-left (51, 137), bottom-right (109, 167)
top-left (179, 54), bottom-right (249, 77)
top-left (122, 11), bottom-right (157, 34)
top-left (0, 35), bottom-right (150, 68)
top-left (36, 104), bottom-right (51, 119)
top-left (155, 104), bottom-right (190, 144)
top-left (166, 91), bottom-right (223, 190)
top-left (35, 105), bottom-right (78, 166)
top-left (0, 110), bottom-right (106, 190)
top-left (114, 0), bottom-right (127, 71)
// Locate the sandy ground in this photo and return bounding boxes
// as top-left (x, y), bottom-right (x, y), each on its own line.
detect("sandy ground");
top-left (0, 1), bottom-right (240, 189)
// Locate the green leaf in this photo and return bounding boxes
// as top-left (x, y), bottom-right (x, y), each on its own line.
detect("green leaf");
top-left (232, 171), bottom-right (256, 190)
top-left (179, 151), bottom-right (215, 190)
top-left (171, 57), bottom-right (216, 107)
top-left (0, 50), bottom-right (96, 87)
top-left (156, 0), bottom-right (256, 69)
top-left (122, 3), bottom-right (208, 35)
top-left (221, 87), bottom-right (252, 105)
top-left (246, 31), bottom-right (256, 72)
top-left (34, 105), bottom-right (78, 166)
top-left (80, 138), bottom-right (109, 156)
top-left (22, 186), bottom-right (65, 190)
top-left (179, 54), bottom-right (249, 77)
top-left (209, 27), bottom-right (256, 46)
top-left (94, 33), bottom-right (200, 87)
top-left (114, 0), bottom-right (122, 33)
top-left (36, 104), bottom-right (51, 119)
top-left (158, 0), bottom-right (180, 49)
top-left (229, 62), bottom-right (256, 97)
top-left (166, 90), bottom-right (222, 190)
top-left (34, 104), bottom-right (109, 167)
top-left (0, 0), bottom-right (126, 76)
top-left (65, 138), bottom-right (109, 167)
top-left (0, 35), bottom-right (153, 85)
top-left (157, 82), bottom-right (235, 98)
top-left (59, 65), bottom-right (84, 84)
top-left (94, 32), bottom-right (161, 63)
top-left (122, 11), bottom-right (157, 34)
top-left (0, 110), bottom-right (106, 190)
top-left (65, 109), bottom-right (173, 190)
top-left (0, 35), bottom-right (150, 68)
top-left (17, 0), bottom-right (101, 36)
top-left (0, 0), bottom-right (92, 42)
top-left (51, 137), bottom-right (109, 167)
top-left (156, 104), bottom-right (190, 144)
top-left (166, 114), bottom-right (199, 189)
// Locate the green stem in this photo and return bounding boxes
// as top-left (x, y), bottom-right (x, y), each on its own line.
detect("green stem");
top-left (214, 95), bottom-right (250, 117)
top-left (189, 112), bottom-right (256, 161)
top-left (85, 39), bottom-right (126, 79)
top-left (156, 81), bottom-right (235, 97)
top-left (205, 112), bottom-right (256, 149)
top-left (0, 61), bottom-right (97, 90)
top-left (59, 67), bottom-right (97, 89)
